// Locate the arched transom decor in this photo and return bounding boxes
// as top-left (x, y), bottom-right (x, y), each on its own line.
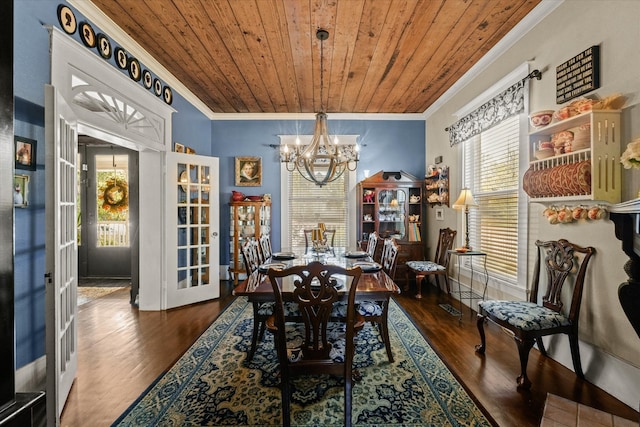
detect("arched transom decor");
top-left (71, 74), bottom-right (162, 143)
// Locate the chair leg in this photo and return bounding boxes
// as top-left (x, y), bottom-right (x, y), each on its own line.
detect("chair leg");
top-left (380, 301), bottom-right (394, 363)
top-left (515, 337), bottom-right (535, 390)
top-left (344, 375), bottom-right (353, 427)
top-left (475, 314), bottom-right (486, 354)
top-left (414, 273), bottom-right (425, 299)
top-left (281, 377), bottom-right (291, 427)
top-left (247, 302), bottom-right (261, 362)
top-left (568, 332), bottom-right (584, 379)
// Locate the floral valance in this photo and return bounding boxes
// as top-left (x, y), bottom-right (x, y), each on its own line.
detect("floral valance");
top-left (448, 79), bottom-right (525, 146)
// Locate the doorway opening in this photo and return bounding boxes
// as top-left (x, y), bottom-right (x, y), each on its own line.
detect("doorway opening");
top-left (77, 137), bottom-right (139, 305)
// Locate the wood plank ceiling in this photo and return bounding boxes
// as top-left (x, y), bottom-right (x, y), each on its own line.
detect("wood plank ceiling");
top-left (89, 0), bottom-right (541, 114)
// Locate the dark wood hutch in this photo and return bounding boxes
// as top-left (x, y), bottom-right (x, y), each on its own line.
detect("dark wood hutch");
top-left (357, 171), bottom-right (424, 285)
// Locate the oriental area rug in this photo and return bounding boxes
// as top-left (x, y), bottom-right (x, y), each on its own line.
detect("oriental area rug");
top-left (113, 297), bottom-right (493, 427)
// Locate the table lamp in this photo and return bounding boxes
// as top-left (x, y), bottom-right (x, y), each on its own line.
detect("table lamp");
top-left (452, 188), bottom-right (478, 250)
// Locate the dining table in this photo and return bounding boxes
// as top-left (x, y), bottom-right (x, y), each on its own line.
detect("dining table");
top-left (234, 247), bottom-right (401, 362)
top-left (233, 248), bottom-right (401, 302)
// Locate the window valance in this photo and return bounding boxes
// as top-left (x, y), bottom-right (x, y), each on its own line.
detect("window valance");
top-left (447, 69), bottom-right (541, 146)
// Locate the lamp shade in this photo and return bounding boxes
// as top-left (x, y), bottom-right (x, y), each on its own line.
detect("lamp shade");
top-left (452, 188), bottom-right (478, 210)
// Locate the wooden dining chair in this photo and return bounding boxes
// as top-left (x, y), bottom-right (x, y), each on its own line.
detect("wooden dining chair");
top-left (241, 238), bottom-right (271, 362)
top-left (240, 238), bottom-right (261, 276)
top-left (365, 231), bottom-right (378, 259)
top-left (266, 261), bottom-right (364, 427)
top-left (258, 234), bottom-right (272, 263)
top-left (406, 227), bottom-right (456, 298)
top-left (303, 228), bottom-right (336, 254)
top-left (475, 239), bottom-right (595, 390)
top-left (357, 237), bottom-right (399, 362)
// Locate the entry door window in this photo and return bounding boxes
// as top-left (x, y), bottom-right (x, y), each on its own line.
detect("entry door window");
top-left (95, 154), bottom-right (129, 247)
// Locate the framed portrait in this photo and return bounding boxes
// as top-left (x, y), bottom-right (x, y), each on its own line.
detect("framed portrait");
top-left (235, 156), bottom-right (262, 187)
top-left (174, 142), bottom-right (185, 153)
top-left (15, 136), bottom-right (37, 171)
top-left (14, 174), bottom-right (30, 208)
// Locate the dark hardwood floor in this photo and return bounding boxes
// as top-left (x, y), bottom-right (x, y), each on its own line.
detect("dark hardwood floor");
top-left (60, 280), bottom-right (639, 427)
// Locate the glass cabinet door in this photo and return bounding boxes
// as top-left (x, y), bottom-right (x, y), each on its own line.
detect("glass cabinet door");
top-left (377, 189), bottom-right (406, 239)
top-left (259, 204), bottom-right (270, 236)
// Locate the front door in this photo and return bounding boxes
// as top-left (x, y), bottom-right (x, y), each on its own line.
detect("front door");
top-left (78, 145), bottom-right (137, 279)
top-left (165, 152), bottom-right (220, 308)
top-left (45, 85), bottom-right (78, 426)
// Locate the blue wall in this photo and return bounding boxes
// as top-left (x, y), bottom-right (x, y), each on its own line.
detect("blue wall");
top-left (212, 119), bottom-right (425, 264)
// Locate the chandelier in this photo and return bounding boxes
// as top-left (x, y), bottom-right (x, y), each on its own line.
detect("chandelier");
top-left (281, 29), bottom-right (359, 187)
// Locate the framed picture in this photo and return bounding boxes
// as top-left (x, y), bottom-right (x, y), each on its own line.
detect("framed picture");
top-left (235, 156), bottom-right (262, 186)
top-left (185, 147), bottom-right (196, 155)
top-left (15, 136), bottom-right (36, 171)
top-left (174, 142), bottom-right (185, 153)
top-left (14, 174), bottom-right (29, 208)
top-left (435, 207), bottom-right (444, 221)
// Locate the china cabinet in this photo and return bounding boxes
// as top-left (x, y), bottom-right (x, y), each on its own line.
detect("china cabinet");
top-left (525, 110), bottom-right (621, 204)
top-left (229, 198), bottom-right (271, 285)
top-left (357, 171), bottom-right (424, 284)
top-left (424, 166), bottom-right (449, 206)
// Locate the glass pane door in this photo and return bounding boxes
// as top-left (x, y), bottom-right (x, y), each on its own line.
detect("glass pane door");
top-left (378, 189), bottom-right (406, 239)
top-left (167, 152), bottom-right (219, 308)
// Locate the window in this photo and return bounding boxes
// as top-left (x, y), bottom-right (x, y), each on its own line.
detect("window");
top-left (463, 115), bottom-right (522, 284)
top-left (95, 154), bottom-right (130, 247)
top-left (287, 172), bottom-right (348, 253)
top-left (279, 135), bottom-right (358, 253)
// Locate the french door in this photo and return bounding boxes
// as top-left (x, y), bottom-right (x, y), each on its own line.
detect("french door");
top-left (45, 85), bottom-right (78, 426)
top-left (165, 152), bottom-right (220, 308)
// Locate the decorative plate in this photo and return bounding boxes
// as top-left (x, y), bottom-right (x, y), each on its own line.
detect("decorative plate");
top-left (79, 22), bottom-right (96, 48)
top-left (57, 5), bottom-right (77, 35)
top-left (163, 86), bottom-right (173, 105)
top-left (115, 47), bottom-right (128, 69)
top-left (142, 69), bottom-right (153, 89)
top-left (353, 261), bottom-right (382, 272)
top-left (153, 78), bottom-right (162, 96)
top-left (258, 262), bottom-right (286, 273)
top-left (128, 58), bottom-right (141, 81)
top-left (344, 251), bottom-right (368, 258)
top-left (272, 252), bottom-right (295, 261)
top-left (97, 33), bottom-right (112, 59)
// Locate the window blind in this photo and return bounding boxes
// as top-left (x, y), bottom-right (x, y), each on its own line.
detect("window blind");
top-left (464, 115), bottom-right (520, 280)
top-left (287, 171), bottom-right (348, 253)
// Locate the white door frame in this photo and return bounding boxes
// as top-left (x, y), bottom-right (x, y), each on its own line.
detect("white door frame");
top-left (50, 26), bottom-right (174, 310)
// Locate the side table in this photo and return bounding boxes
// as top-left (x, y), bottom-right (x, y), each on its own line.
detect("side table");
top-left (447, 250), bottom-right (488, 318)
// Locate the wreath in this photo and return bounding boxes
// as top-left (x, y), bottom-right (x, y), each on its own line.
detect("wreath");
top-left (98, 176), bottom-right (128, 211)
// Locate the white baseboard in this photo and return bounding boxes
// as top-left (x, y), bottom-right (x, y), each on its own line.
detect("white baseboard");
top-left (220, 264), bottom-right (230, 281)
top-left (16, 356), bottom-right (46, 392)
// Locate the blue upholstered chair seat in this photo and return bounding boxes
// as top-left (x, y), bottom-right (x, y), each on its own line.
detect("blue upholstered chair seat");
top-left (332, 300), bottom-right (383, 318)
top-left (257, 301), bottom-right (300, 317)
top-left (406, 260), bottom-right (445, 272)
top-left (357, 300), bottom-right (383, 317)
top-left (479, 300), bottom-right (570, 331)
top-left (282, 322), bottom-right (348, 363)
